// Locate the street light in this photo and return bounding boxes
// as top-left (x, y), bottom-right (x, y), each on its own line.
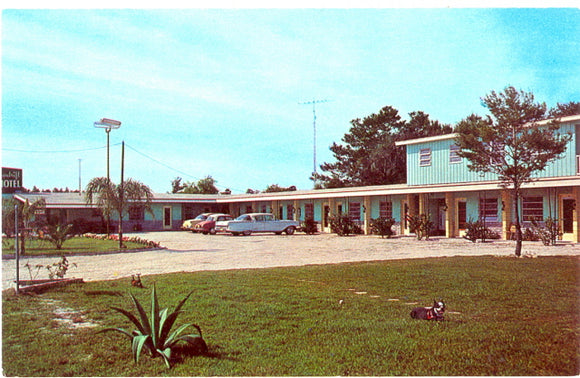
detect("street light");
top-left (94, 118), bottom-right (121, 180)
top-left (94, 118), bottom-right (121, 235)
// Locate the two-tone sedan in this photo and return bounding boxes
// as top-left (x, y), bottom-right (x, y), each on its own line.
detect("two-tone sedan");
top-left (181, 213), bottom-right (214, 231)
top-left (193, 213), bottom-right (233, 235)
top-left (226, 213), bottom-right (300, 236)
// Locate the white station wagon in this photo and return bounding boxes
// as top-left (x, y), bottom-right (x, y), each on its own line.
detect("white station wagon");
top-left (226, 213), bottom-right (300, 236)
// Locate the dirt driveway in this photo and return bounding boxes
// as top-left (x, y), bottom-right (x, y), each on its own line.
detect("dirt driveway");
top-left (3, 231), bottom-right (579, 290)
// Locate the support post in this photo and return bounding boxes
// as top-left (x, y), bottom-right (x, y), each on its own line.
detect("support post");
top-left (501, 190), bottom-right (513, 240)
top-left (445, 192), bottom-right (456, 238)
top-left (574, 186), bottom-right (580, 243)
top-left (363, 196), bottom-right (372, 235)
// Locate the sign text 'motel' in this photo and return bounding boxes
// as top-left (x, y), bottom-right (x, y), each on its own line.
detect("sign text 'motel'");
top-left (2, 167), bottom-right (23, 193)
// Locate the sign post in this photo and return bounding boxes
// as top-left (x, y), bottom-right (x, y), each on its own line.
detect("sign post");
top-left (14, 204), bottom-right (19, 294)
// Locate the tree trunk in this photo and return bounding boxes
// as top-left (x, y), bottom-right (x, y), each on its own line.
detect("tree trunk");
top-left (513, 188), bottom-right (522, 257)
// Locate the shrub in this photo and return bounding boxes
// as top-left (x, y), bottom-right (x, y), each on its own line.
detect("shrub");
top-left (44, 224), bottom-right (74, 250)
top-left (329, 215), bottom-right (361, 236)
top-left (370, 217), bottom-right (395, 238)
top-left (301, 218), bottom-right (318, 235)
top-left (408, 214), bottom-right (433, 240)
top-left (463, 219), bottom-right (500, 243)
top-left (530, 217), bottom-right (561, 246)
top-left (70, 219), bottom-right (107, 235)
top-left (522, 227), bottom-right (539, 241)
top-left (98, 285), bottom-right (207, 369)
top-left (46, 255), bottom-right (77, 279)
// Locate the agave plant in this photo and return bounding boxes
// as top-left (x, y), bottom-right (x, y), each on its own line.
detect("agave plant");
top-left (44, 223), bottom-right (74, 250)
top-left (99, 285), bottom-right (207, 368)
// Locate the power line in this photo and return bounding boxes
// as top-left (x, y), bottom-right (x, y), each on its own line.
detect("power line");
top-left (2, 144), bottom-right (120, 154)
top-left (123, 143), bottom-right (243, 193)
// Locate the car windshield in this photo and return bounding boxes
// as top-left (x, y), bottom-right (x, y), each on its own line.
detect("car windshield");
top-left (195, 214), bottom-right (208, 220)
top-left (235, 214), bottom-right (252, 221)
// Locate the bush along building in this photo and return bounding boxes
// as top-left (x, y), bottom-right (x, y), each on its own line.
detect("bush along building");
top-left (12, 114), bottom-right (580, 242)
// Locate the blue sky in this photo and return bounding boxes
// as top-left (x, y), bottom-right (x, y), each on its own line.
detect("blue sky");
top-left (2, 7), bottom-right (579, 193)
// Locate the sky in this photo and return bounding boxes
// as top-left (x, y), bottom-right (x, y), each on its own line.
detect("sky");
top-left (2, 6), bottom-right (580, 194)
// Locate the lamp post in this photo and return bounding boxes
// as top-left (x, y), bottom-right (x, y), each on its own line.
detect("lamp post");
top-left (94, 118), bottom-right (122, 180)
top-left (94, 118), bottom-right (121, 235)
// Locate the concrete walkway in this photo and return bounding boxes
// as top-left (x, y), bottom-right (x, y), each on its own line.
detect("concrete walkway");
top-left (4, 231), bottom-right (579, 290)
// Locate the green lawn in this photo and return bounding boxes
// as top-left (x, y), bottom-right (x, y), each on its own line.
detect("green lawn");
top-left (2, 236), bottom-right (158, 257)
top-left (3, 256), bottom-right (579, 376)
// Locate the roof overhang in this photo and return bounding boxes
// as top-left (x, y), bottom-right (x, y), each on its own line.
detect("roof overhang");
top-left (12, 175), bottom-right (580, 207)
top-left (395, 114), bottom-right (580, 147)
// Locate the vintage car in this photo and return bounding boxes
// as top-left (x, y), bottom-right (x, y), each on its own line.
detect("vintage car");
top-left (181, 213), bottom-right (214, 231)
top-left (193, 213), bottom-right (233, 235)
top-left (226, 213), bottom-right (300, 236)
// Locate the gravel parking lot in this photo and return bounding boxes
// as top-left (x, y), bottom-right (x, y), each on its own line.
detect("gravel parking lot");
top-left (3, 231), bottom-right (579, 290)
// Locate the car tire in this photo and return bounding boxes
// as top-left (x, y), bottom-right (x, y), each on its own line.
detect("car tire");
top-left (209, 228), bottom-right (216, 235)
top-left (285, 226), bottom-right (295, 235)
top-left (243, 230), bottom-right (252, 236)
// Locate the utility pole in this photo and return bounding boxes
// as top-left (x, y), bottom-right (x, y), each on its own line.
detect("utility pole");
top-left (119, 141), bottom-right (125, 249)
top-left (299, 99), bottom-right (331, 179)
top-left (78, 158), bottom-right (82, 195)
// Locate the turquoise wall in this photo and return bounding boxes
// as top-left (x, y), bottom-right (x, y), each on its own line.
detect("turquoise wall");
top-left (406, 122), bottom-right (577, 186)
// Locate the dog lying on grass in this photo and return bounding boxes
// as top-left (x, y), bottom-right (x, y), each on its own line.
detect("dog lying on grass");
top-left (410, 300), bottom-right (446, 321)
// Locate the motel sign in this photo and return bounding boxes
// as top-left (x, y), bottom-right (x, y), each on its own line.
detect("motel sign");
top-left (2, 167), bottom-right (23, 194)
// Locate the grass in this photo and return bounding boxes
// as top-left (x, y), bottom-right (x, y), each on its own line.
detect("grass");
top-left (2, 236), bottom-right (156, 257)
top-left (2, 256), bottom-right (579, 376)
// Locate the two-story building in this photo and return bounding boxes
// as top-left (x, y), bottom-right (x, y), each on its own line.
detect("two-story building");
top-left (12, 114), bottom-right (580, 242)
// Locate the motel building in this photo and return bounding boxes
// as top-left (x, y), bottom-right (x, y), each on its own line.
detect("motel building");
top-left (9, 114), bottom-right (580, 243)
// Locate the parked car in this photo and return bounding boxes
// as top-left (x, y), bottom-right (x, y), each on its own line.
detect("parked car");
top-left (181, 213), bottom-right (214, 231)
top-left (193, 213), bottom-right (233, 235)
top-left (226, 213), bottom-right (300, 236)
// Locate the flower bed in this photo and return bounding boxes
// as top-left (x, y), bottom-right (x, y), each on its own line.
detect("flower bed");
top-left (82, 233), bottom-right (161, 249)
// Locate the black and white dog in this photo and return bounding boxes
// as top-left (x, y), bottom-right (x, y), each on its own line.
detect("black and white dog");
top-left (410, 300), bottom-right (446, 321)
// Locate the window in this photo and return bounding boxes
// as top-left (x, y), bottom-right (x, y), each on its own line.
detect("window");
top-left (449, 145), bottom-right (462, 163)
top-left (479, 198), bottom-right (498, 221)
top-left (522, 196), bottom-right (544, 221)
top-left (182, 205), bottom-right (195, 220)
top-left (349, 202), bottom-right (361, 222)
top-left (458, 201), bottom-right (467, 229)
top-left (420, 148), bottom-right (432, 166)
top-left (129, 206), bottom-right (144, 221)
top-left (486, 141), bottom-right (505, 166)
top-left (379, 201), bottom-right (393, 219)
top-left (287, 204), bottom-right (294, 220)
top-left (305, 203), bottom-right (314, 220)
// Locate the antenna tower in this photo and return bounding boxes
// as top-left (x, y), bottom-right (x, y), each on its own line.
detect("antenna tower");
top-left (299, 99), bottom-right (330, 178)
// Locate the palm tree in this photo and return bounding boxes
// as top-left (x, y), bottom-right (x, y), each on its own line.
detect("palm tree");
top-left (85, 177), bottom-right (154, 248)
top-left (2, 197), bottom-right (46, 255)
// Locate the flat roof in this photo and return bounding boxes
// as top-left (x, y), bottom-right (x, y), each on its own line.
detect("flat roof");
top-left (13, 175), bottom-right (580, 207)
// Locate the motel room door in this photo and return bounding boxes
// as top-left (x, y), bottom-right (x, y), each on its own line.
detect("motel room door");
top-left (163, 206), bottom-right (172, 230)
top-left (437, 200), bottom-right (446, 236)
top-left (561, 197), bottom-right (576, 241)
